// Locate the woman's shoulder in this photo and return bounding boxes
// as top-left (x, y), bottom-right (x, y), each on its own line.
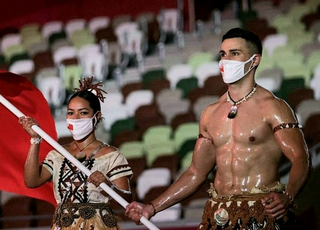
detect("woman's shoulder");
top-left (44, 149), bottom-right (64, 162)
top-left (94, 143), bottom-right (120, 159)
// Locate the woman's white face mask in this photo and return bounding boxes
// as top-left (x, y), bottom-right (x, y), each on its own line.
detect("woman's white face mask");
top-left (219, 55), bottom-right (256, 84)
top-left (67, 112), bottom-right (98, 140)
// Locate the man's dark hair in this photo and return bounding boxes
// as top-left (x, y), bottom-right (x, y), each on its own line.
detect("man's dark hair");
top-left (222, 28), bottom-right (263, 55)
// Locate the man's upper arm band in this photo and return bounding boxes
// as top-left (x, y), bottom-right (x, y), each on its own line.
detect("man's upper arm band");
top-left (198, 134), bottom-right (212, 141)
top-left (273, 122), bottom-right (302, 133)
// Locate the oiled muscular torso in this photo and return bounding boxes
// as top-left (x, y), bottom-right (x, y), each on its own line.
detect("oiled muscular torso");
top-left (204, 92), bottom-right (283, 195)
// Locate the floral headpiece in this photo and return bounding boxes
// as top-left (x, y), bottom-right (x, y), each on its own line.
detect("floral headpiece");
top-left (74, 76), bottom-right (107, 102)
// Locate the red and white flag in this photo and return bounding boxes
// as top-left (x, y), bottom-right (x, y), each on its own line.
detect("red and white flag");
top-left (0, 71), bottom-right (57, 206)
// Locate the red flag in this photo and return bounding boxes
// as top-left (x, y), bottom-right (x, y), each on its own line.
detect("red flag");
top-left (0, 71), bottom-right (57, 206)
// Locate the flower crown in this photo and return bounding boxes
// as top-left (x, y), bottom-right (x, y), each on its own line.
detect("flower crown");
top-left (74, 76), bottom-right (107, 102)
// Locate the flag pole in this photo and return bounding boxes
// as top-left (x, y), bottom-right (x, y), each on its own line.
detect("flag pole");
top-left (0, 94), bottom-right (160, 230)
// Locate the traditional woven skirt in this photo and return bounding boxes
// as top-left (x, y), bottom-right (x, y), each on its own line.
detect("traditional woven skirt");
top-left (52, 203), bottom-right (120, 230)
top-left (198, 193), bottom-right (278, 230)
top-left (197, 183), bottom-right (301, 230)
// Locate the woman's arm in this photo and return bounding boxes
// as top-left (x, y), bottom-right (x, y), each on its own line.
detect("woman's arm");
top-left (20, 116), bottom-right (52, 188)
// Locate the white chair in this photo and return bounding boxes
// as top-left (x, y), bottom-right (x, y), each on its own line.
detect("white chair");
top-left (195, 61), bottom-right (220, 87)
top-left (115, 22), bottom-right (139, 49)
top-left (156, 88), bottom-right (183, 106)
top-left (88, 16), bottom-right (110, 35)
top-left (1, 33), bottom-right (22, 53)
top-left (65, 18), bottom-right (86, 37)
top-left (100, 104), bottom-right (129, 131)
top-left (101, 91), bottom-right (124, 107)
top-left (256, 76), bottom-right (281, 93)
top-left (9, 59), bottom-right (35, 75)
top-left (114, 22), bottom-right (139, 43)
top-left (193, 95), bottom-right (219, 120)
top-left (166, 64), bottom-right (193, 89)
top-left (262, 34), bottom-right (288, 57)
top-left (78, 43), bottom-right (101, 58)
top-left (53, 46), bottom-right (78, 65)
top-left (81, 52), bottom-right (106, 81)
top-left (136, 168), bottom-right (171, 200)
top-left (41, 21), bottom-right (64, 40)
top-left (295, 99), bottom-right (320, 126)
top-left (123, 30), bottom-right (144, 56)
top-left (158, 8), bottom-right (180, 33)
top-left (36, 76), bottom-right (66, 108)
top-left (310, 77), bottom-right (320, 100)
top-left (78, 44), bottom-right (102, 76)
top-left (256, 68), bottom-right (283, 93)
top-left (125, 90), bottom-right (154, 116)
top-left (158, 99), bottom-right (190, 124)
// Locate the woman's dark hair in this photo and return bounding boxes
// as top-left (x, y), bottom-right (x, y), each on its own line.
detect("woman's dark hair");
top-left (222, 27), bottom-right (263, 55)
top-left (68, 90), bottom-right (101, 114)
top-left (67, 77), bottom-right (106, 114)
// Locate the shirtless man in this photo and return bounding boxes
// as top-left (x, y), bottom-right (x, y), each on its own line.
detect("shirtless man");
top-left (125, 28), bottom-right (311, 229)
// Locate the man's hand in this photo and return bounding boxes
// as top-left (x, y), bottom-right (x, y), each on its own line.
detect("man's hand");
top-left (261, 192), bottom-right (291, 219)
top-left (125, 201), bottom-right (155, 225)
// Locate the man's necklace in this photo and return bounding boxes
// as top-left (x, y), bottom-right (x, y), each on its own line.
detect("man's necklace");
top-left (226, 84), bottom-right (257, 119)
top-left (74, 138), bottom-right (96, 162)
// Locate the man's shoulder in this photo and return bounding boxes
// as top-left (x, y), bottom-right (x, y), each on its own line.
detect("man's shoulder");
top-left (257, 87), bottom-right (295, 121)
top-left (257, 86), bottom-right (284, 107)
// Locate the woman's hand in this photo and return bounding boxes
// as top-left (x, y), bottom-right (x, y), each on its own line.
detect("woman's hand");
top-left (87, 170), bottom-right (108, 187)
top-left (19, 116), bottom-right (40, 138)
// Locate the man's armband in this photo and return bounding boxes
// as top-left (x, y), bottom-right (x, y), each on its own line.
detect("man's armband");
top-left (198, 134), bottom-right (212, 141)
top-left (273, 123), bottom-right (302, 133)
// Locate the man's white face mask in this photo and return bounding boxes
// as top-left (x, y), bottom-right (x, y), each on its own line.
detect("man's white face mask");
top-left (67, 112), bottom-right (98, 140)
top-left (219, 55), bottom-right (256, 84)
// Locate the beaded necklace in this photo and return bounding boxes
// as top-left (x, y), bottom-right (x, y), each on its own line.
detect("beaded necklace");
top-left (226, 84), bottom-right (257, 119)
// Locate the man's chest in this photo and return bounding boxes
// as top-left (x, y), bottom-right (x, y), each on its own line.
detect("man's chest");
top-left (207, 108), bottom-right (272, 147)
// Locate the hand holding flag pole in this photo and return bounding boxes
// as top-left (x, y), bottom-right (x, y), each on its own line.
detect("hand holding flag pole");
top-left (0, 94), bottom-right (160, 230)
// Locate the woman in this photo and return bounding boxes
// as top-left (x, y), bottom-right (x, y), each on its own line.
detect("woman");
top-left (20, 77), bottom-right (133, 230)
